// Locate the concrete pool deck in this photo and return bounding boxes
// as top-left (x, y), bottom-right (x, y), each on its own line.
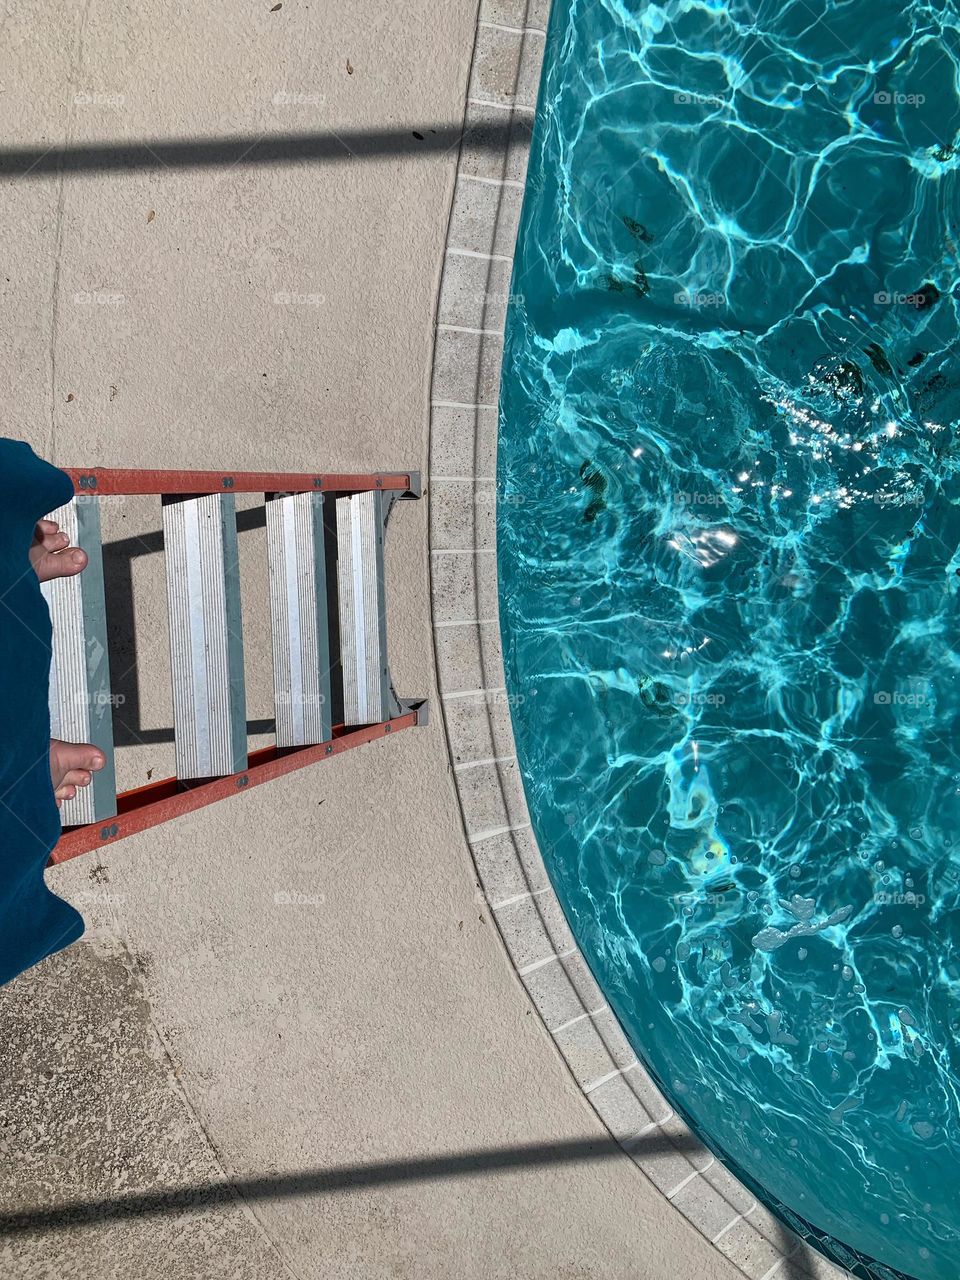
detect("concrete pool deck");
top-left (0, 2), bottom-right (846, 1278)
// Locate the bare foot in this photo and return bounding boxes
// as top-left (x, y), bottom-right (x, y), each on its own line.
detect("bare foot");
top-left (30, 518), bottom-right (88, 583)
top-left (50, 739), bottom-right (106, 809)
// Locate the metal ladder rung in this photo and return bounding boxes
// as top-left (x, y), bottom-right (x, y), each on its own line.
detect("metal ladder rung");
top-left (266, 491), bottom-right (332, 747)
top-left (162, 493), bottom-right (247, 780)
top-left (41, 496), bottom-right (118, 825)
top-left (335, 490), bottom-right (390, 726)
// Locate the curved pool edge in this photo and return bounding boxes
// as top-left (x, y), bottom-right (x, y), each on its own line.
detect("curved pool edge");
top-left (425, 5), bottom-right (853, 1279)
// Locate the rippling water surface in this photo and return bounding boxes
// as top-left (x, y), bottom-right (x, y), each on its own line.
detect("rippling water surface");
top-left (498, 2), bottom-right (960, 1276)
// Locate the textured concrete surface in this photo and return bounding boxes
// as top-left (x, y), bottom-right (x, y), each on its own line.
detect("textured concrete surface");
top-left (0, 932), bottom-right (291, 1280)
top-left (1, 2), bottom-right (743, 1277)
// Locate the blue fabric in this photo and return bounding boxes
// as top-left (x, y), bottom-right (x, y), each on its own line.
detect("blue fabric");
top-left (0, 439), bottom-right (83, 985)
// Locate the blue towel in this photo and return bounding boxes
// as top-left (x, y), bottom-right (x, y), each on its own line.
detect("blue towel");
top-left (0, 439), bottom-right (83, 985)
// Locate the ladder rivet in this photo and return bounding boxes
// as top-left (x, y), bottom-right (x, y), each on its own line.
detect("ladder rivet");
top-left (100, 826), bottom-right (111, 840)
top-left (236, 775), bottom-right (248, 788)
top-left (375, 477), bottom-right (383, 487)
top-left (222, 476), bottom-right (235, 489)
top-left (384, 724), bottom-right (391, 733)
top-left (80, 474), bottom-right (97, 490)
top-left (313, 477), bottom-right (323, 488)
top-left (324, 744), bottom-right (333, 755)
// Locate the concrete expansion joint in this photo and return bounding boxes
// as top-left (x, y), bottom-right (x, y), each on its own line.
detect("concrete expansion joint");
top-left (479, 20), bottom-right (548, 37)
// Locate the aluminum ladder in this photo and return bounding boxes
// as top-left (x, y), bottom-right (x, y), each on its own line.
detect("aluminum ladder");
top-left (41, 467), bottom-right (427, 864)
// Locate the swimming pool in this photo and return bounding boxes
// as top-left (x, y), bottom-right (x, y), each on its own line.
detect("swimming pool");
top-left (497, 3), bottom-right (960, 1277)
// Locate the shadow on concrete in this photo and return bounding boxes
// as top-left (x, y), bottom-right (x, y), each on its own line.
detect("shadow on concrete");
top-left (0, 121), bottom-right (519, 179)
top-left (0, 1132), bottom-right (699, 1235)
top-left (103, 505), bottom-right (274, 747)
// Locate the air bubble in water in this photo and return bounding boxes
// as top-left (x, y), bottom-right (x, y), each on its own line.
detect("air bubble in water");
top-left (892, 925), bottom-right (904, 939)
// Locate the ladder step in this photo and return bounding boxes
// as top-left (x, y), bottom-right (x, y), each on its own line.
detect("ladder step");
top-left (266, 492), bottom-right (332, 747)
top-left (162, 494), bottom-right (247, 780)
top-left (335, 490), bottom-right (391, 725)
top-left (41, 496), bottom-right (118, 826)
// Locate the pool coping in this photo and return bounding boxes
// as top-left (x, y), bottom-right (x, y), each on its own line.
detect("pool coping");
top-left (427, 5), bottom-right (851, 1279)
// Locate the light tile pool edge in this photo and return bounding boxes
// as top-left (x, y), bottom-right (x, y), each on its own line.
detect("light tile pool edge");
top-left (426, 6), bottom-right (851, 1280)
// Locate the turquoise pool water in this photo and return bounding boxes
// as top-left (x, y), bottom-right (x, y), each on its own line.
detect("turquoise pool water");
top-left (497, 3), bottom-right (960, 1277)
